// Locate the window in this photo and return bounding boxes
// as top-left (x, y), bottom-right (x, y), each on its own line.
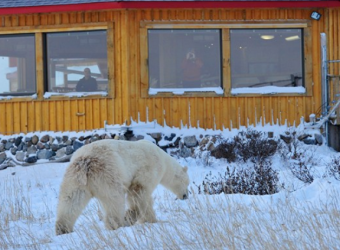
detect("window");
top-left (45, 30), bottom-right (108, 93)
top-left (230, 29), bottom-right (304, 93)
top-left (0, 34), bottom-right (36, 96)
top-left (147, 29), bottom-right (222, 93)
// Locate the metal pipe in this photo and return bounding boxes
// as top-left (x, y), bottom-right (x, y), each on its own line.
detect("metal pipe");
top-left (321, 33), bottom-right (329, 145)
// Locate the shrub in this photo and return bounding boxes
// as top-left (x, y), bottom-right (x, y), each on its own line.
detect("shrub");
top-left (210, 140), bottom-right (237, 163)
top-left (210, 129), bottom-right (278, 163)
top-left (324, 156), bottom-right (340, 180)
top-left (195, 161), bottom-right (280, 195)
top-left (235, 129), bottom-right (278, 162)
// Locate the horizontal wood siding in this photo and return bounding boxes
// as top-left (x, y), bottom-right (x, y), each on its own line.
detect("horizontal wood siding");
top-left (0, 7), bottom-right (337, 135)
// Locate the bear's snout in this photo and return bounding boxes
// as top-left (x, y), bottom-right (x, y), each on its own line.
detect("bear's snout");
top-left (182, 194), bottom-right (188, 200)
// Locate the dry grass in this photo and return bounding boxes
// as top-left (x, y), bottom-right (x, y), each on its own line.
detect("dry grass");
top-left (1, 178), bottom-right (340, 250)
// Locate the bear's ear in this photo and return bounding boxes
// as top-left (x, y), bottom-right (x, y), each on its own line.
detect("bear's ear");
top-left (183, 166), bottom-right (188, 172)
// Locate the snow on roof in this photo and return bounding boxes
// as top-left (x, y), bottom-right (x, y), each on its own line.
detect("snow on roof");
top-left (0, 0), bottom-right (329, 8)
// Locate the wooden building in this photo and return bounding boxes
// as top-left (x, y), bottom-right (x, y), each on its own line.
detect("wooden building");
top-left (0, 0), bottom-right (340, 135)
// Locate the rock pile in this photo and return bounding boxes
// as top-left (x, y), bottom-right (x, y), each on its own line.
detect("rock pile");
top-left (0, 131), bottom-right (201, 170)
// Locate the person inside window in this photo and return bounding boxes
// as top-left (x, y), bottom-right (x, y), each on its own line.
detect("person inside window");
top-left (76, 68), bottom-right (98, 92)
top-left (181, 48), bottom-right (203, 88)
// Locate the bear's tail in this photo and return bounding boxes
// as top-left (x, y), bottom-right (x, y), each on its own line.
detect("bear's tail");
top-left (68, 155), bottom-right (103, 186)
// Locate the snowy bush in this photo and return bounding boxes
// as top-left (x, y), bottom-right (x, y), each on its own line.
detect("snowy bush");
top-left (278, 131), bottom-right (316, 184)
top-left (210, 129), bottom-right (278, 163)
top-left (195, 160), bottom-right (280, 195)
top-left (324, 156), bottom-right (340, 180)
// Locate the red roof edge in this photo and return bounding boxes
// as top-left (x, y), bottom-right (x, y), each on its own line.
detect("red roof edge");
top-left (0, 1), bottom-right (340, 15)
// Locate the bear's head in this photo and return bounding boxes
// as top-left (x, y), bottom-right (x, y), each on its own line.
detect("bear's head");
top-left (172, 166), bottom-right (190, 200)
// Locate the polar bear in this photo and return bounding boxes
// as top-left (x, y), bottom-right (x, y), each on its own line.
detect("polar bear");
top-left (55, 139), bottom-right (189, 235)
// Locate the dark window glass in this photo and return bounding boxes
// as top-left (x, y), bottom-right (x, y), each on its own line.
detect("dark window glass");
top-left (148, 29), bottom-right (222, 89)
top-left (230, 29), bottom-right (304, 89)
top-left (0, 34), bottom-right (36, 95)
top-left (46, 30), bottom-right (108, 93)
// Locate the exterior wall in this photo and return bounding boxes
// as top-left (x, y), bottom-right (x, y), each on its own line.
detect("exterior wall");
top-left (0, 7), bottom-right (335, 135)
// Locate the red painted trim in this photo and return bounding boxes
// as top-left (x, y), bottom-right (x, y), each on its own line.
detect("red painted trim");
top-left (0, 1), bottom-right (340, 15)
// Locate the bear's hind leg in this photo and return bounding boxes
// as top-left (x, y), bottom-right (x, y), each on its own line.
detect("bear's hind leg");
top-left (96, 190), bottom-right (125, 230)
top-left (55, 187), bottom-right (92, 235)
top-left (128, 183), bottom-right (157, 224)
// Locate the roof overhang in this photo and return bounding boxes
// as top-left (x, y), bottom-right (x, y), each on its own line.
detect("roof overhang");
top-left (1, 1), bottom-right (340, 15)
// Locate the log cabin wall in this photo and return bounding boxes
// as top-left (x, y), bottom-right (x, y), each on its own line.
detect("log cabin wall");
top-left (0, 7), bottom-right (334, 135)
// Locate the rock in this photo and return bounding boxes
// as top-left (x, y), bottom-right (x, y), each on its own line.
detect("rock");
top-left (298, 134), bottom-right (310, 141)
top-left (268, 132), bottom-right (274, 138)
top-left (104, 134), bottom-right (112, 139)
top-left (314, 134), bottom-right (323, 145)
top-left (128, 136), bottom-right (138, 141)
top-left (27, 145), bottom-right (37, 155)
top-left (137, 135), bottom-right (144, 140)
top-left (51, 143), bottom-right (60, 151)
top-left (118, 135), bottom-right (126, 140)
top-left (62, 136), bottom-right (69, 143)
top-left (199, 137), bottom-right (210, 147)
top-left (280, 134), bottom-right (293, 144)
top-left (56, 147), bottom-right (67, 158)
top-left (5, 142), bottom-right (14, 150)
top-left (17, 142), bottom-right (24, 151)
top-left (124, 130), bottom-right (134, 140)
top-left (183, 135), bottom-right (198, 148)
top-left (16, 151), bottom-right (26, 162)
top-left (10, 147), bottom-right (17, 155)
top-left (149, 133), bottom-right (162, 142)
top-left (15, 136), bottom-right (23, 147)
top-left (0, 152), bottom-right (6, 164)
top-left (56, 136), bottom-right (62, 144)
top-left (65, 145), bottom-right (74, 155)
top-left (65, 139), bottom-right (72, 146)
top-left (164, 133), bottom-right (176, 141)
top-left (179, 147), bottom-right (192, 158)
top-left (25, 156), bottom-right (37, 164)
top-left (91, 135), bottom-right (100, 142)
top-left (207, 141), bottom-right (215, 151)
top-left (24, 137), bottom-right (32, 143)
top-left (303, 138), bottom-right (316, 145)
top-left (0, 143), bottom-right (5, 152)
top-left (40, 134), bottom-right (50, 143)
top-left (0, 164), bottom-right (8, 171)
top-left (32, 135), bottom-right (39, 145)
top-left (73, 140), bottom-right (84, 151)
top-left (36, 142), bottom-right (46, 150)
top-left (37, 149), bottom-right (54, 159)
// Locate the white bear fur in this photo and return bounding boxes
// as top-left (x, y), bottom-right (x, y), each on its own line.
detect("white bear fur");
top-left (55, 139), bottom-right (189, 235)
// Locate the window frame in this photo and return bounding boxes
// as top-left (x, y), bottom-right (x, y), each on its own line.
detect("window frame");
top-left (0, 33), bottom-right (37, 98)
top-left (140, 21), bottom-right (312, 98)
top-left (0, 23), bottom-right (115, 101)
top-left (44, 29), bottom-right (110, 97)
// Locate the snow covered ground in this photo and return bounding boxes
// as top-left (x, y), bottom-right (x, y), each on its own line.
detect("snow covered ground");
top-left (0, 122), bottom-right (339, 250)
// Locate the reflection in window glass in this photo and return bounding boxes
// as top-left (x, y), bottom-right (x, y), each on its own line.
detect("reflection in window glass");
top-left (46, 30), bottom-right (108, 93)
top-left (148, 29), bottom-right (222, 89)
top-left (230, 29), bottom-right (304, 89)
top-left (0, 34), bottom-right (36, 95)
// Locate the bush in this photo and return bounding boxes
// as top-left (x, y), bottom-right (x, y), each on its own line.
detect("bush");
top-left (195, 161), bottom-right (280, 195)
top-left (324, 156), bottom-right (340, 180)
top-left (210, 129), bottom-right (278, 163)
top-left (210, 140), bottom-right (237, 163)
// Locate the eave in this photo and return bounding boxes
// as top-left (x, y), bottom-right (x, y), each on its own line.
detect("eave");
top-left (0, 1), bottom-right (340, 15)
